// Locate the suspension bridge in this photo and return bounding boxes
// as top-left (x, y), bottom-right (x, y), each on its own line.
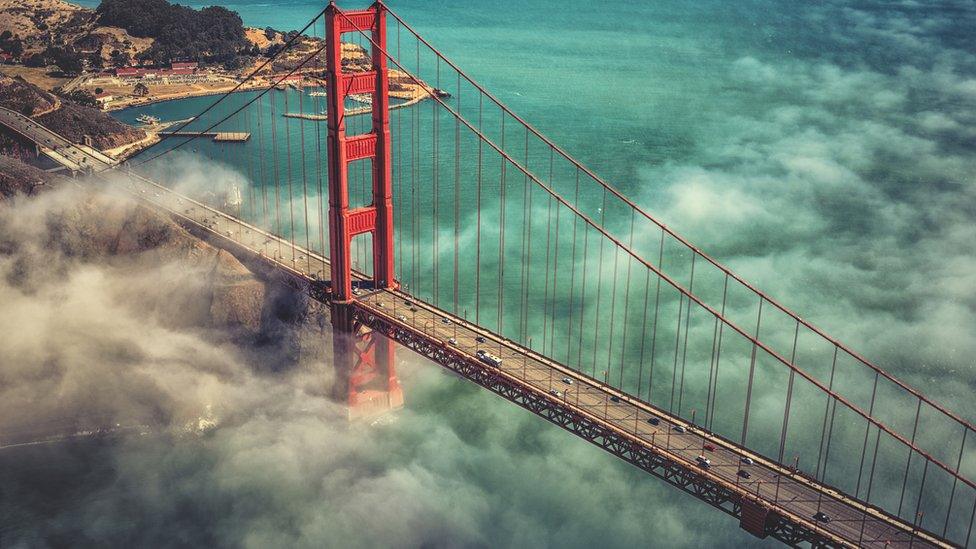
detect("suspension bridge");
top-left (2, 3), bottom-right (974, 547)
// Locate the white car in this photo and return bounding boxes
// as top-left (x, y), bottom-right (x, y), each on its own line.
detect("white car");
top-left (696, 455), bottom-right (711, 469)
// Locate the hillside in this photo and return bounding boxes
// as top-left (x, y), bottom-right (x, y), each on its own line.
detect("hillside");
top-left (0, 74), bottom-right (145, 150)
top-left (0, 154), bottom-right (63, 199)
top-left (38, 100), bottom-right (144, 149)
top-left (97, 0), bottom-right (250, 66)
top-left (0, 0), bottom-right (272, 75)
top-left (0, 74), bottom-right (58, 116)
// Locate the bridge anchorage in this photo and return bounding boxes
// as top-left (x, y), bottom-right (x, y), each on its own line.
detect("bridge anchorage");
top-left (2, 1), bottom-right (973, 546)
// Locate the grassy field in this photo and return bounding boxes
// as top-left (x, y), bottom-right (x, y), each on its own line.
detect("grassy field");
top-left (0, 66), bottom-right (71, 91)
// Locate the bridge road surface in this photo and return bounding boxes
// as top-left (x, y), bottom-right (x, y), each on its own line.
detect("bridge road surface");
top-left (0, 107), bottom-right (117, 172)
top-left (128, 176), bottom-right (946, 549)
top-left (0, 109), bottom-right (952, 549)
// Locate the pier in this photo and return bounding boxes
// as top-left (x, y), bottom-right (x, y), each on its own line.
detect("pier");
top-left (158, 131), bottom-right (251, 142)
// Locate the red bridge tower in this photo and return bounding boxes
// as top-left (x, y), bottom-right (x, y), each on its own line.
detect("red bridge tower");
top-left (325, 2), bottom-right (401, 418)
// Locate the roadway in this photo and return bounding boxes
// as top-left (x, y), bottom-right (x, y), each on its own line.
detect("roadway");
top-left (0, 106), bottom-right (117, 172)
top-left (0, 110), bottom-right (953, 549)
top-left (124, 173), bottom-right (947, 549)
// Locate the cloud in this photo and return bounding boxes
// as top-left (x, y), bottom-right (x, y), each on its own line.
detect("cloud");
top-left (0, 182), bottom-right (755, 547)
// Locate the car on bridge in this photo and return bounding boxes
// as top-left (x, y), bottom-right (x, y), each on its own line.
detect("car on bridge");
top-left (695, 455), bottom-right (711, 469)
top-left (475, 350), bottom-right (502, 368)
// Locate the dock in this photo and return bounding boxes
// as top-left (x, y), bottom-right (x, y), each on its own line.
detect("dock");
top-left (159, 131), bottom-right (251, 142)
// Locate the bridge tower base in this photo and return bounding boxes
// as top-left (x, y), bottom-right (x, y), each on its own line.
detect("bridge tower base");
top-left (331, 303), bottom-right (403, 421)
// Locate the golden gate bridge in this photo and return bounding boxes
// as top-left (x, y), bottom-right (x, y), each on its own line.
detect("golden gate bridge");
top-left (2, 2), bottom-right (974, 547)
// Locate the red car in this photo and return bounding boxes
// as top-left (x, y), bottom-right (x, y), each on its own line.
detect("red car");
top-left (703, 444), bottom-right (716, 452)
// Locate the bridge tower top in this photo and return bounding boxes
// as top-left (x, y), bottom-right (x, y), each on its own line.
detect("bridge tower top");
top-left (324, 1), bottom-right (395, 301)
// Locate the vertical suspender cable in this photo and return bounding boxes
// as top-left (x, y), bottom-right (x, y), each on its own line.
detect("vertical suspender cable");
top-left (284, 90), bottom-right (297, 261)
top-left (777, 320), bottom-right (801, 463)
top-left (453, 71), bottom-right (460, 315)
top-left (617, 210), bottom-right (636, 389)
top-left (741, 294), bottom-right (764, 443)
top-left (564, 168), bottom-right (580, 366)
top-left (647, 232), bottom-right (665, 404)
top-left (591, 189), bottom-right (608, 379)
top-left (677, 254), bottom-right (696, 415)
top-left (270, 90), bottom-right (283, 259)
top-left (299, 89), bottom-right (311, 274)
top-left (475, 92), bottom-right (483, 323)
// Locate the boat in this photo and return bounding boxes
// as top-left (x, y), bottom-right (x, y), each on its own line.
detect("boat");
top-left (308, 91), bottom-right (328, 97)
top-left (136, 114), bottom-right (160, 125)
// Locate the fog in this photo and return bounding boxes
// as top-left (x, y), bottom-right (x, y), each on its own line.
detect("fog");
top-left (3, 0), bottom-right (976, 547)
top-left (0, 184), bottom-right (761, 547)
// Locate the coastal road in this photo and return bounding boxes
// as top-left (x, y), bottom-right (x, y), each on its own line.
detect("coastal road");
top-left (0, 106), bottom-right (117, 172)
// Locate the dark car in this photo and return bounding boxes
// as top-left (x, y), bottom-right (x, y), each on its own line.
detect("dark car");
top-left (475, 336), bottom-right (486, 343)
top-left (609, 395), bottom-right (620, 403)
top-left (813, 512), bottom-right (830, 523)
top-left (647, 417), bottom-right (660, 426)
top-left (737, 469), bottom-right (751, 479)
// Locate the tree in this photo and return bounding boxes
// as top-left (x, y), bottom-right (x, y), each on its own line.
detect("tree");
top-left (94, 87), bottom-right (104, 94)
top-left (97, 0), bottom-right (248, 66)
top-left (62, 90), bottom-right (98, 107)
top-left (23, 54), bottom-right (45, 68)
top-left (133, 82), bottom-right (149, 96)
top-left (39, 46), bottom-right (84, 75)
top-left (110, 49), bottom-right (130, 68)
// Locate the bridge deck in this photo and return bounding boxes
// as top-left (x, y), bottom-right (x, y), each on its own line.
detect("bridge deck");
top-left (0, 105), bottom-right (954, 548)
top-left (121, 171), bottom-right (947, 549)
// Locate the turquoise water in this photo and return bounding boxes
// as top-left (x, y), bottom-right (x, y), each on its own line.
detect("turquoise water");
top-left (23, 0), bottom-right (976, 546)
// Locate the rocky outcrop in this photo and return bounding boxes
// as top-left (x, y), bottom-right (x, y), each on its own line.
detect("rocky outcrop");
top-left (0, 75), bottom-right (57, 116)
top-left (0, 75), bottom-right (146, 150)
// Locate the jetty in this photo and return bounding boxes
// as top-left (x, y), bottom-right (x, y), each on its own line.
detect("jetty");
top-left (159, 131), bottom-right (251, 142)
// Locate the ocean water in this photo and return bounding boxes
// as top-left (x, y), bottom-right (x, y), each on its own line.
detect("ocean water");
top-left (7, 1), bottom-right (976, 547)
